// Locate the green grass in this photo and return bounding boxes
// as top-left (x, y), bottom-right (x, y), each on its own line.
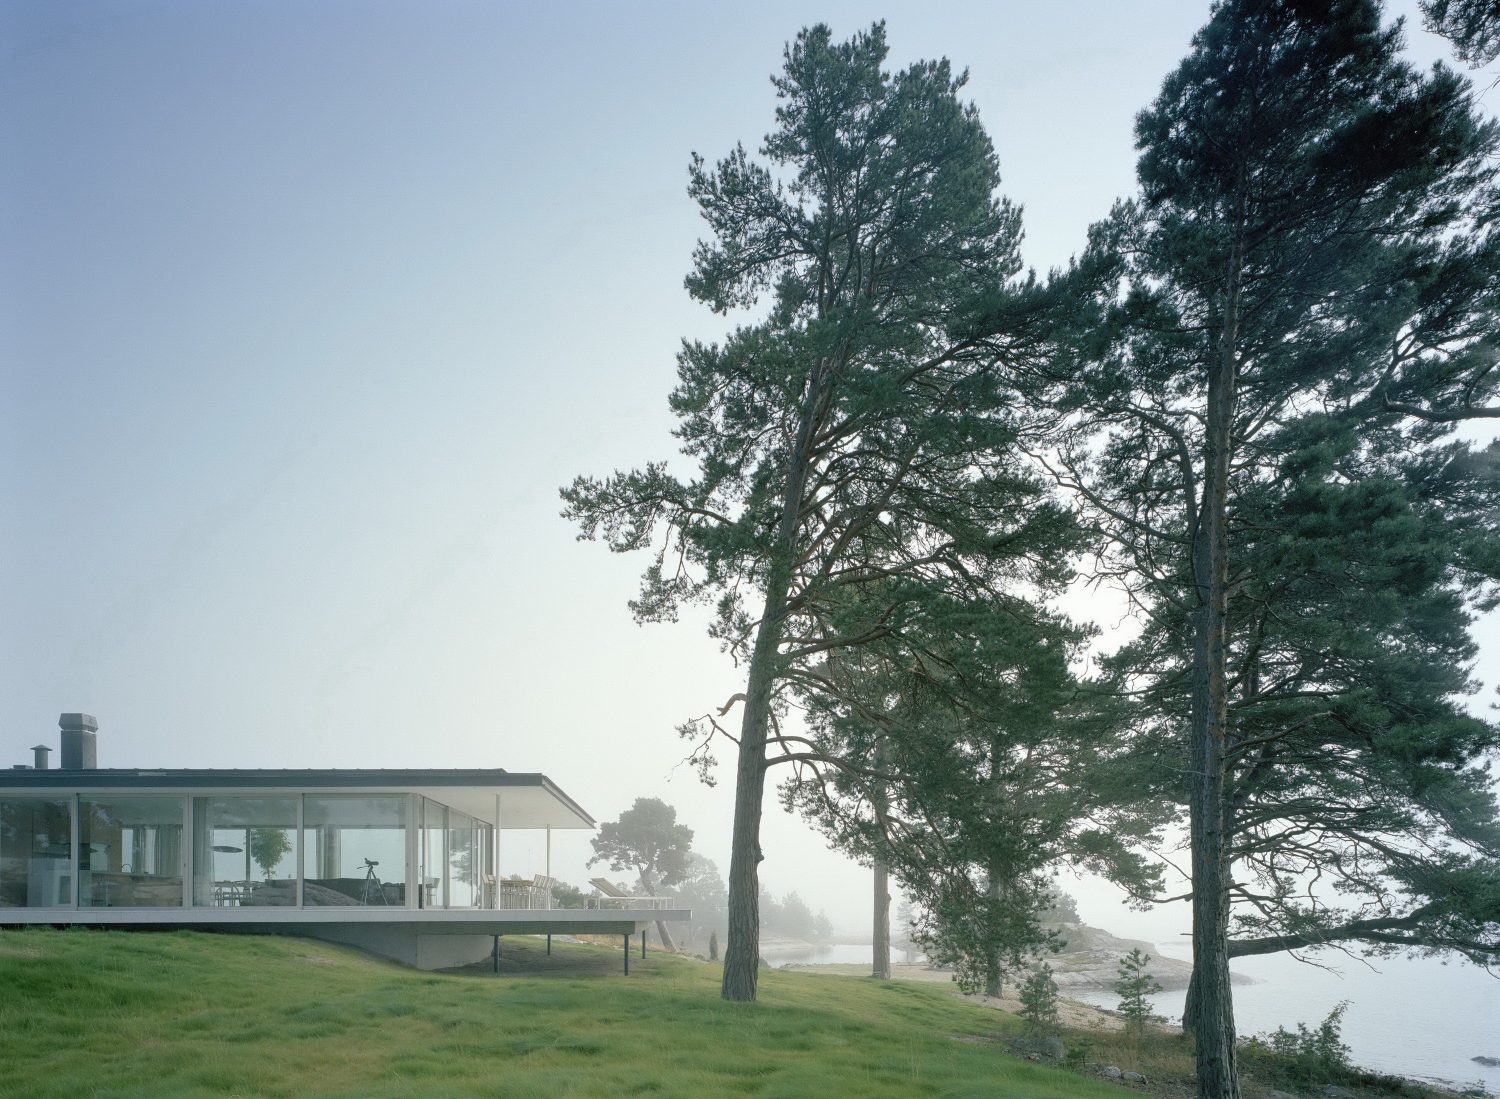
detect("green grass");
top-left (0, 929), bottom-right (1127, 1099)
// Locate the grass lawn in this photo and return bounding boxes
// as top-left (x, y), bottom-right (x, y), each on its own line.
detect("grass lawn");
top-left (0, 928), bottom-right (1127, 1099)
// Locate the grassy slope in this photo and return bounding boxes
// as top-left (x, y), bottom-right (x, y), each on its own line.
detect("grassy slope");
top-left (0, 929), bottom-right (1126, 1099)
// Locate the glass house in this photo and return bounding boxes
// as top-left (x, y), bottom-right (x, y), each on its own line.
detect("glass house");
top-left (1, 715), bottom-right (688, 970)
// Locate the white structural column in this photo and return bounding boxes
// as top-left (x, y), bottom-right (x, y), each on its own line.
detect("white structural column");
top-left (405, 795), bottom-right (420, 909)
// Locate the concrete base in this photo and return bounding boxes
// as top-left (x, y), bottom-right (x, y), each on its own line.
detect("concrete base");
top-left (0, 906), bottom-right (687, 972)
top-left (294, 925), bottom-right (495, 969)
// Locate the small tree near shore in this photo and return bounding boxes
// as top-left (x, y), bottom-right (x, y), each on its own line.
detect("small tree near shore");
top-left (1018, 963), bottom-right (1060, 1034)
top-left (1113, 949), bottom-right (1163, 1036)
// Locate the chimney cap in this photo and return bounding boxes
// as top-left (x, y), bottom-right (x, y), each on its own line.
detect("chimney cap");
top-left (30, 744), bottom-right (50, 752)
top-left (59, 713), bottom-right (98, 732)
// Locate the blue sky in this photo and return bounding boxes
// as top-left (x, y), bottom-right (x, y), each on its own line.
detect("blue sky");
top-left (3, 1), bottom-right (1494, 934)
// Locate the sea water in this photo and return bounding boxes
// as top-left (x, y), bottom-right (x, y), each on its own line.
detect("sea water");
top-left (1066, 944), bottom-right (1500, 1092)
top-left (768, 940), bottom-right (1499, 1090)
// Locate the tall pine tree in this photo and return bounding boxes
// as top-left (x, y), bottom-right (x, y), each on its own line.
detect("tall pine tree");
top-left (1062, 2), bottom-right (1500, 1094)
top-left (563, 23), bottom-right (1074, 1002)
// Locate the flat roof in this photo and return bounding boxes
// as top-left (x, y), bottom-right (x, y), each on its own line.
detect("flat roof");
top-left (0, 906), bottom-right (689, 936)
top-left (0, 769), bottom-right (595, 829)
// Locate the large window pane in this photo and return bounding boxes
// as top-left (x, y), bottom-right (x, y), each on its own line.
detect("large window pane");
top-left (0, 799), bottom-right (72, 907)
top-left (447, 810), bottom-right (478, 908)
top-left (302, 796), bottom-right (406, 906)
top-left (192, 797), bottom-right (298, 907)
top-left (79, 797), bottom-right (184, 908)
top-left (420, 799), bottom-right (445, 909)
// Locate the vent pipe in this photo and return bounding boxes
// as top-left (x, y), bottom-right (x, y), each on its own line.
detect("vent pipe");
top-left (31, 745), bottom-right (50, 770)
top-left (59, 713), bottom-right (98, 770)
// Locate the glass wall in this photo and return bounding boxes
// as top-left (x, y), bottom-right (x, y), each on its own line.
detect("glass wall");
top-left (0, 798), bottom-right (73, 907)
top-left (447, 810), bottom-right (479, 908)
top-left (302, 796), bottom-right (407, 906)
top-left (0, 790), bottom-right (502, 910)
top-left (192, 797), bottom-right (299, 906)
top-left (79, 796), bottom-right (184, 908)
top-left (420, 798), bottom-right (446, 908)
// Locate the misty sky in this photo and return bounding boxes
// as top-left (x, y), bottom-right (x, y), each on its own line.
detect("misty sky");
top-left (3, 1), bottom-right (1496, 940)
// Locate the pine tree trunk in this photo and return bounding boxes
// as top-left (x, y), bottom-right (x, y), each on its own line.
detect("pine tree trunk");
top-left (720, 366), bottom-right (827, 1003)
top-left (720, 634), bottom-right (777, 1000)
top-left (978, 965), bottom-right (1002, 1001)
top-left (1184, 962), bottom-right (1200, 1038)
top-left (872, 857), bottom-right (891, 979)
top-left (872, 736), bottom-right (891, 980)
top-left (639, 868), bottom-right (678, 952)
top-left (1187, 208), bottom-right (1245, 1099)
top-left (985, 859), bottom-right (1003, 999)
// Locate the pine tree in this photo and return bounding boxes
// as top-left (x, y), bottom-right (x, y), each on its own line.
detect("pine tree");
top-left (564, 22), bottom-right (1073, 1002)
top-left (1065, 3), bottom-right (1500, 1095)
top-left (1018, 963), bottom-right (1060, 1034)
top-left (783, 600), bottom-right (1166, 1000)
top-left (1422, 0), bottom-right (1500, 65)
top-left (588, 798), bottom-right (695, 951)
top-left (1114, 948), bottom-right (1164, 1036)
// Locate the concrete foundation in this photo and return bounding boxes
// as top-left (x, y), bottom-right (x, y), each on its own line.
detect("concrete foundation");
top-left (293, 924), bottom-right (496, 969)
top-left (0, 906), bottom-right (684, 972)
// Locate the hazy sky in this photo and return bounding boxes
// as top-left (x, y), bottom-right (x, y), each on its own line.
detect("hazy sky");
top-left (4, 1), bottom-right (1495, 940)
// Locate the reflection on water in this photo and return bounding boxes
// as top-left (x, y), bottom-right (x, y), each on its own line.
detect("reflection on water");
top-left (763, 942), bottom-right (887, 967)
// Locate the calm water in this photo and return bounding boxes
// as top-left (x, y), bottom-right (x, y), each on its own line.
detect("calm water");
top-left (771, 941), bottom-right (1499, 1090)
top-left (1067, 944), bottom-right (1499, 1092)
top-left (765, 942), bottom-right (885, 967)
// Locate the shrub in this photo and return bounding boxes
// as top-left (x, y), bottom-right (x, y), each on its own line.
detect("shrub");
top-left (551, 880), bottom-right (589, 909)
top-left (1113, 948), bottom-right (1163, 1035)
top-left (1018, 962), bottom-right (1059, 1034)
top-left (1241, 1002), bottom-right (1353, 1086)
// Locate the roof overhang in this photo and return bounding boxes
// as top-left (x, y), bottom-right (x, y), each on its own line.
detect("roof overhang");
top-left (0, 769), bottom-right (595, 829)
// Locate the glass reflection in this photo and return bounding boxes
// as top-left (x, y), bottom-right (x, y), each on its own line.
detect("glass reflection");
top-left (79, 797), bottom-right (184, 907)
top-left (192, 797), bottom-right (298, 906)
top-left (302, 796), bottom-right (406, 906)
top-left (0, 798), bottom-right (73, 907)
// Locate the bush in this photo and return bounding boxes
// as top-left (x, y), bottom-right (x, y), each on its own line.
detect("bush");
top-left (1113, 948), bottom-right (1163, 1035)
top-left (1018, 962), bottom-right (1059, 1034)
top-left (551, 880), bottom-right (589, 909)
top-left (1241, 1002), bottom-right (1353, 1086)
top-left (1064, 1035), bottom-right (1092, 1071)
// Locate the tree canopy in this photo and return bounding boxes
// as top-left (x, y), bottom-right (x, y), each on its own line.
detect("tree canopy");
top-left (589, 797), bottom-right (694, 890)
top-left (782, 586), bottom-right (1168, 997)
top-left (1061, 1), bottom-right (1500, 1093)
top-left (564, 20), bottom-right (1076, 1001)
top-left (1422, 0), bottom-right (1500, 66)
top-left (590, 797), bottom-right (696, 950)
top-left (563, 16), bottom-right (1500, 1094)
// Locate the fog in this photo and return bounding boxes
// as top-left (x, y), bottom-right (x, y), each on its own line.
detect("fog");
top-left (3, 0), bottom-right (1493, 952)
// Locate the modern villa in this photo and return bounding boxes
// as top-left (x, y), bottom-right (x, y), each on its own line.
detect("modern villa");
top-left (0, 713), bottom-right (688, 970)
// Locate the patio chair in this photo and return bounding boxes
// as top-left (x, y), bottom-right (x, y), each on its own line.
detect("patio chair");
top-left (531, 874), bottom-right (556, 909)
top-left (587, 877), bottom-right (674, 910)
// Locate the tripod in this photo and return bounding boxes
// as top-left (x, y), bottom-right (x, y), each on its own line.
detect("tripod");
top-left (360, 858), bottom-right (385, 905)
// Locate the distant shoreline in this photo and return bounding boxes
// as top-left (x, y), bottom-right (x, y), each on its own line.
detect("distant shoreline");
top-left (770, 923), bottom-right (1255, 994)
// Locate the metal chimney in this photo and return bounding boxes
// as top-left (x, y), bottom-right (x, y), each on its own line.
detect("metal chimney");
top-left (58, 713), bottom-right (98, 770)
top-left (31, 745), bottom-right (50, 770)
